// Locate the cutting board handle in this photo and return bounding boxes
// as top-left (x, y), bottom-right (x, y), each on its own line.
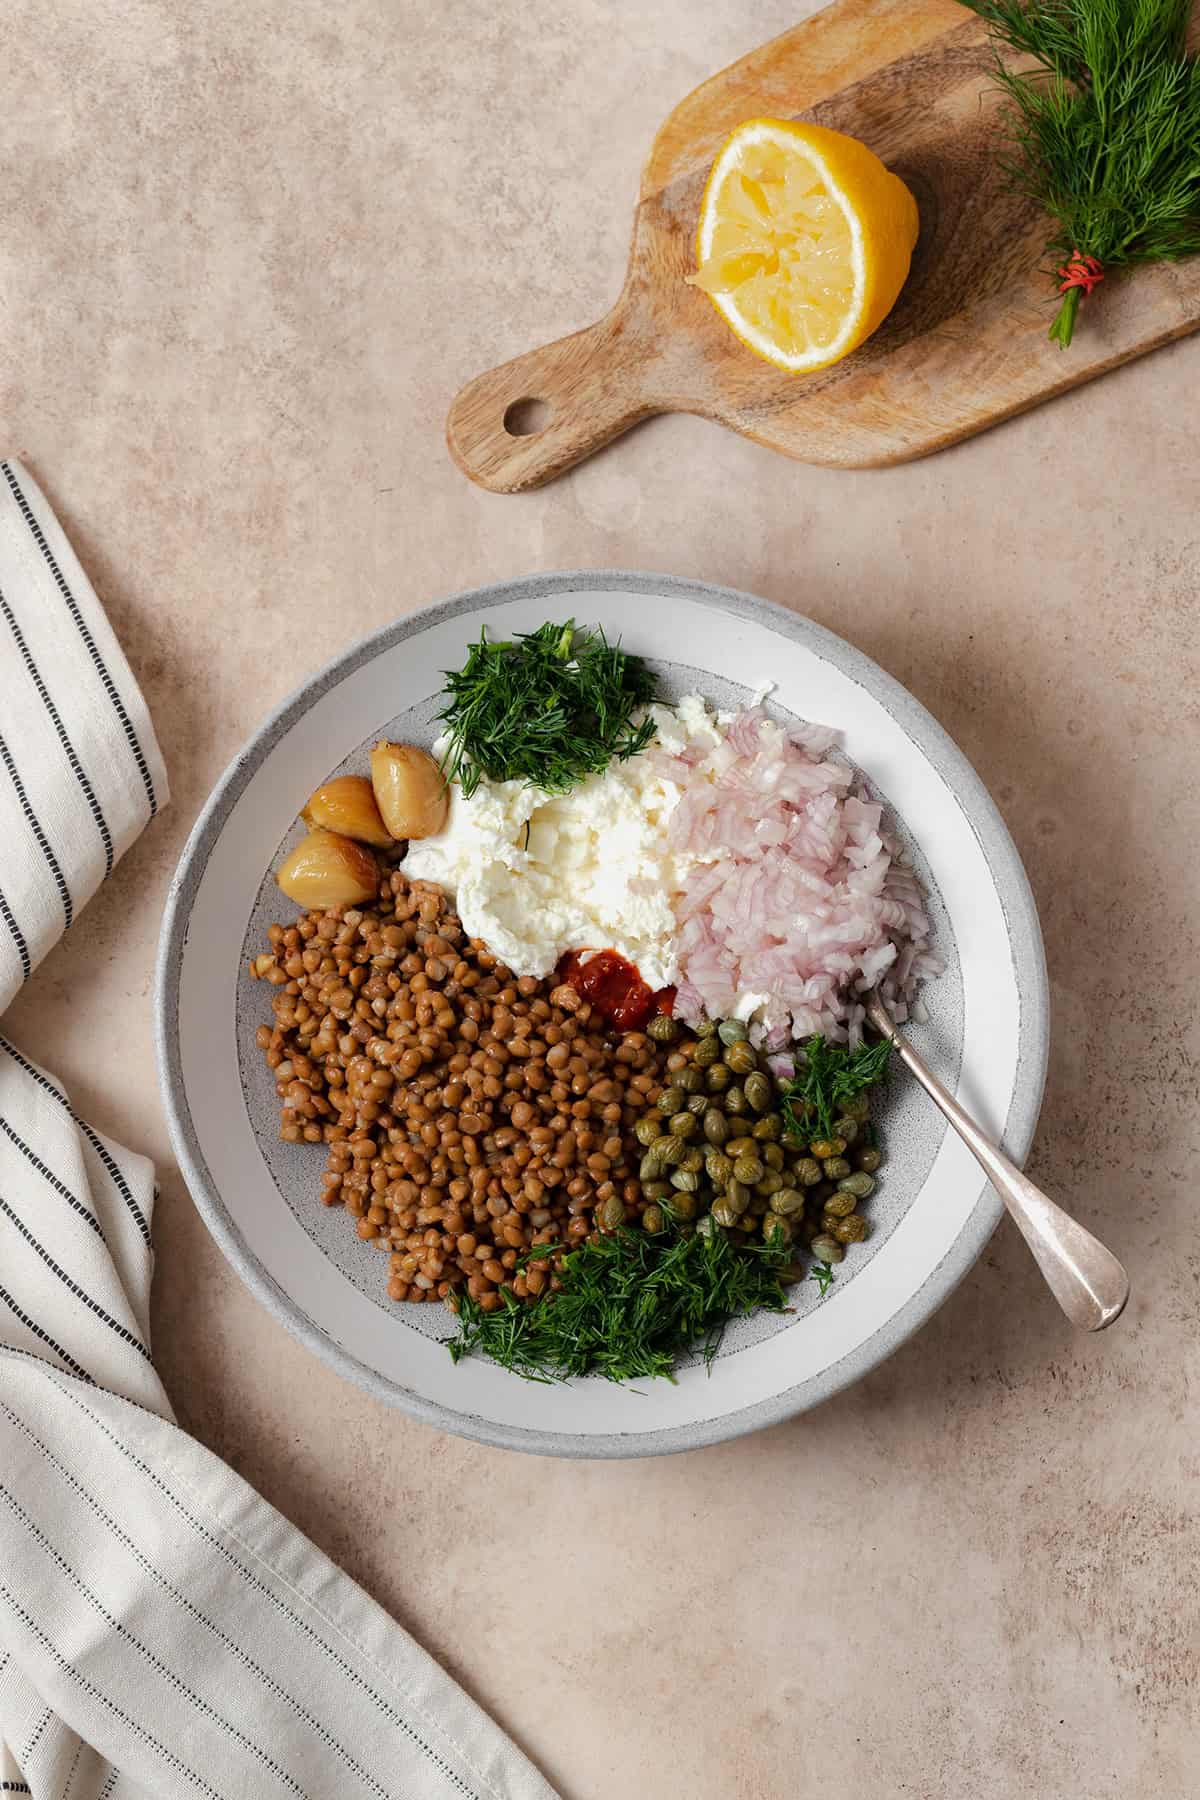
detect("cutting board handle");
top-left (446, 298), bottom-right (662, 494)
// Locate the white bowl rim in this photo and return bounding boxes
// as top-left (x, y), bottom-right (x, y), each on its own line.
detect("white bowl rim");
top-left (155, 569), bottom-right (1048, 1458)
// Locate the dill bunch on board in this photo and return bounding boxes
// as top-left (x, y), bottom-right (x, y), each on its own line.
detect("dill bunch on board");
top-left (962, 0), bottom-right (1200, 344)
top-left (438, 619), bottom-right (658, 798)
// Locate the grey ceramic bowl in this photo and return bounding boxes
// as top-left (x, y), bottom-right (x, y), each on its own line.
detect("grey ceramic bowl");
top-left (156, 571), bottom-right (1047, 1457)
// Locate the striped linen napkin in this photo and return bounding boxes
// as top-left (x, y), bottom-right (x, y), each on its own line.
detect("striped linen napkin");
top-left (0, 460), bottom-right (558, 1800)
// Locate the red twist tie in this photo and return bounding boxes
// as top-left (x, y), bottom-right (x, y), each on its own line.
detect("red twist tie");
top-left (1057, 251), bottom-right (1105, 297)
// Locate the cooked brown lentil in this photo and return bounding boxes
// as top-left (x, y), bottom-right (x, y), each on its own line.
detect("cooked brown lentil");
top-left (252, 872), bottom-right (677, 1313)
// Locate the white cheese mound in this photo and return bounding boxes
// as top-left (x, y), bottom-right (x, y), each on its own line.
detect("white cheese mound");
top-left (403, 698), bottom-right (721, 991)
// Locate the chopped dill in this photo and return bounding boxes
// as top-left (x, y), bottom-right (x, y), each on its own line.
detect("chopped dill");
top-left (448, 1225), bottom-right (793, 1384)
top-left (781, 1034), bottom-right (893, 1143)
top-left (809, 1260), bottom-right (837, 1298)
top-left (439, 619), bottom-right (658, 798)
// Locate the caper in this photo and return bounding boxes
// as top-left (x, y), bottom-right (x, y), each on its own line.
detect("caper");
top-left (706, 1063), bottom-right (731, 1093)
top-left (665, 1189), bottom-right (697, 1221)
top-left (675, 1066), bottom-right (703, 1095)
top-left (682, 1147), bottom-right (704, 1174)
top-left (733, 1153), bottom-right (764, 1186)
top-left (717, 1019), bottom-right (748, 1046)
top-left (639, 1148), bottom-right (667, 1183)
top-left (832, 1117), bottom-right (859, 1146)
top-left (724, 1040), bottom-right (757, 1075)
top-left (756, 1170), bottom-right (783, 1197)
top-left (781, 1130), bottom-right (808, 1151)
top-left (692, 1033), bottom-right (720, 1067)
top-left (641, 1204), bottom-right (666, 1234)
top-left (668, 1111), bottom-right (698, 1141)
top-left (641, 1180), bottom-right (671, 1201)
top-left (725, 1085), bottom-right (747, 1115)
top-left (858, 1147), bottom-right (882, 1174)
top-left (658, 1085), bottom-right (685, 1115)
top-left (696, 1017), bottom-right (719, 1038)
top-left (635, 1115), bottom-right (663, 1147)
top-left (727, 1135), bottom-right (757, 1157)
top-left (778, 1261), bottom-right (807, 1284)
top-left (810, 1137), bottom-right (847, 1159)
top-left (725, 1177), bottom-right (750, 1213)
top-left (762, 1214), bottom-right (793, 1249)
top-left (823, 1156), bottom-right (852, 1180)
top-left (705, 1149), bottom-right (733, 1188)
top-left (687, 1091), bottom-right (709, 1116)
top-left (703, 1109), bottom-right (730, 1146)
top-left (658, 1135), bottom-right (689, 1168)
top-left (841, 1094), bottom-right (871, 1123)
top-left (711, 1198), bottom-right (741, 1229)
top-left (838, 1171), bottom-right (876, 1199)
top-left (670, 1167), bottom-right (700, 1193)
top-left (769, 1186), bottom-right (805, 1218)
top-left (810, 1234), bottom-right (844, 1263)
top-left (820, 1213), bottom-right (841, 1236)
top-left (752, 1113), bottom-right (782, 1142)
top-left (744, 1071), bottom-right (772, 1114)
top-left (695, 1213), bottom-right (718, 1239)
top-left (762, 1142), bottom-right (785, 1171)
top-left (835, 1215), bottom-right (868, 1244)
top-left (795, 1157), bottom-right (823, 1187)
top-left (824, 1189), bottom-right (859, 1218)
top-left (598, 1195), bottom-right (625, 1231)
top-left (646, 1013), bottom-right (678, 1043)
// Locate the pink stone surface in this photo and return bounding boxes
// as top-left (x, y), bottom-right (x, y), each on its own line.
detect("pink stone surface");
top-left (2, 2), bottom-right (1197, 1794)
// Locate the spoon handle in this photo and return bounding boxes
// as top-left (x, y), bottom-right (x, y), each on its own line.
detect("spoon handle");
top-left (864, 999), bottom-right (1129, 1332)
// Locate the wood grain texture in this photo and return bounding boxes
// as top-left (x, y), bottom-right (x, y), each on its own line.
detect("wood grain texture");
top-left (445, 0), bottom-right (1200, 492)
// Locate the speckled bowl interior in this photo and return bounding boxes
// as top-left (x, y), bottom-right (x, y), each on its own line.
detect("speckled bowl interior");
top-left (156, 572), bottom-right (1048, 1457)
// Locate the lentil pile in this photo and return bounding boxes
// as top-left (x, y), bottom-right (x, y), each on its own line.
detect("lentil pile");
top-left (251, 868), bottom-right (883, 1360)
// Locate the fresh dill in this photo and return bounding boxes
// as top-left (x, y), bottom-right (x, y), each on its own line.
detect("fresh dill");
top-left (961, 0), bottom-right (1200, 344)
top-left (448, 1225), bottom-right (793, 1384)
top-left (438, 619), bottom-right (658, 798)
top-left (781, 1034), bottom-right (892, 1143)
top-left (809, 1260), bottom-right (837, 1298)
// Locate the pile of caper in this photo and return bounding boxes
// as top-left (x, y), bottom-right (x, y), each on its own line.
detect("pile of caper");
top-left (636, 1015), bottom-right (882, 1275)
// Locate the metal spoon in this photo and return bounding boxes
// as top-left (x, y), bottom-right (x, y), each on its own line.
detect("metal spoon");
top-left (864, 994), bottom-right (1129, 1332)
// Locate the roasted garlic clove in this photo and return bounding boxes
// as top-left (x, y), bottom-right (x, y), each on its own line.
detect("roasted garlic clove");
top-left (301, 774), bottom-right (393, 847)
top-left (276, 829), bottom-right (380, 909)
top-left (370, 741), bottom-right (449, 840)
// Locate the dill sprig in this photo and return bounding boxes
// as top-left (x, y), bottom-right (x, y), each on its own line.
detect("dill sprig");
top-left (962, 0), bottom-right (1200, 344)
top-left (448, 1226), bottom-right (792, 1384)
top-left (781, 1034), bottom-right (892, 1144)
top-left (439, 619), bottom-right (658, 798)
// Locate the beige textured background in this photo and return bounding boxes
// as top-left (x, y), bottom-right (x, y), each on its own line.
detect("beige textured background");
top-left (3, 2), bottom-right (1198, 1795)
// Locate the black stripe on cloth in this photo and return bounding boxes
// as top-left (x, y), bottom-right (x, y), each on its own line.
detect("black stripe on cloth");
top-left (21, 1708), bottom-right (51, 1763)
top-left (97, 1774), bottom-right (117, 1800)
top-left (0, 1285), bottom-right (94, 1383)
top-left (0, 1485), bottom-right (314, 1800)
top-left (0, 1112), bottom-right (103, 1239)
top-left (0, 882), bottom-right (29, 984)
top-left (1, 1783), bottom-right (33, 1793)
top-left (0, 1582), bottom-right (223, 1799)
top-left (0, 1400), bottom-right (401, 1800)
top-left (61, 1743), bottom-right (83, 1799)
top-left (0, 729), bottom-right (72, 928)
top-left (0, 463), bottom-right (158, 820)
top-left (53, 1380), bottom-right (487, 1800)
top-left (0, 1195), bottom-right (151, 1363)
top-left (0, 584), bottom-right (113, 877)
top-left (0, 1038), bottom-right (151, 1246)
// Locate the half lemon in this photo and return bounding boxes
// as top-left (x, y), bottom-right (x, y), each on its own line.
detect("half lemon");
top-left (691, 118), bottom-right (919, 374)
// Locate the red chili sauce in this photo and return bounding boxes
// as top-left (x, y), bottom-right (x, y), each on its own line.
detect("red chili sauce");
top-left (557, 949), bottom-right (675, 1033)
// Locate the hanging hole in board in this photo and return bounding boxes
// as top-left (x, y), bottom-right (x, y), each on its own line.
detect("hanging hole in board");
top-left (503, 397), bottom-right (551, 437)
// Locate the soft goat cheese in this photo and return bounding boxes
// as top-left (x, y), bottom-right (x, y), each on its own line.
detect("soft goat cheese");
top-left (404, 698), bottom-right (721, 991)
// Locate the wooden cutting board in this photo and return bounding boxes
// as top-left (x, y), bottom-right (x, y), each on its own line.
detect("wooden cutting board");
top-left (446, 0), bottom-right (1200, 492)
